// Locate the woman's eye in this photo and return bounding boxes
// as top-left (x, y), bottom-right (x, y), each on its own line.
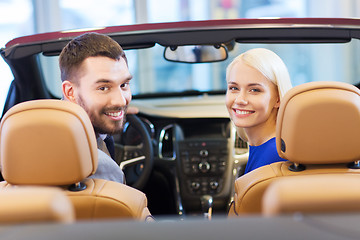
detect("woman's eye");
top-left (250, 88), bottom-right (261, 93)
top-left (228, 86), bottom-right (238, 91)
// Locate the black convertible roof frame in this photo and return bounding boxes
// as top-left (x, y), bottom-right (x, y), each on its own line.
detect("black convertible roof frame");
top-left (1, 18), bottom-right (360, 116)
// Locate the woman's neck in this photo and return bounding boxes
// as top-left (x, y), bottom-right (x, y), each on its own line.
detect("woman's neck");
top-left (245, 111), bottom-right (277, 146)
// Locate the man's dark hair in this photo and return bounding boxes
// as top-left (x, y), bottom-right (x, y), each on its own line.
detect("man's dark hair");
top-left (59, 32), bottom-right (127, 83)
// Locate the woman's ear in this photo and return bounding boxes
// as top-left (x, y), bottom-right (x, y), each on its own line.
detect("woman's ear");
top-left (274, 97), bottom-right (280, 108)
top-left (62, 80), bottom-right (76, 103)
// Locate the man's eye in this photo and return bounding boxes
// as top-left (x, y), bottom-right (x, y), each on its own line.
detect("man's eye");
top-left (121, 82), bottom-right (130, 88)
top-left (99, 86), bottom-right (109, 91)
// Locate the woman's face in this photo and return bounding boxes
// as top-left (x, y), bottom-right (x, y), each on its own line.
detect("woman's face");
top-left (225, 60), bottom-right (280, 132)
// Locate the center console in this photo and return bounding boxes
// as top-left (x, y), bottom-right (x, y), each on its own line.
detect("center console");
top-left (158, 118), bottom-right (237, 215)
top-left (178, 139), bottom-right (228, 196)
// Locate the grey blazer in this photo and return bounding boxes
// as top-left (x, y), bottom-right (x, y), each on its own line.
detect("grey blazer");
top-left (89, 149), bottom-right (126, 184)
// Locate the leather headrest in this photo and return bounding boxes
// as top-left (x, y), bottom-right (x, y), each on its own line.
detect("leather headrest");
top-left (0, 100), bottom-right (98, 185)
top-left (276, 81), bottom-right (360, 164)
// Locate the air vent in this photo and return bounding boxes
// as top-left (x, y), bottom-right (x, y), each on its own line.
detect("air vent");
top-left (159, 124), bottom-right (176, 160)
top-left (235, 136), bottom-right (248, 149)
top-left (234, 133), bottom-right (248, 156)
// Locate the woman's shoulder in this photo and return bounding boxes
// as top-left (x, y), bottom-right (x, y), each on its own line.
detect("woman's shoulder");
top-left (251, 137), bottom-right (282, 160)
top-left (263, 137), bottom-right (276, 145)
top-left (250, 137), bottom-right (276, 149)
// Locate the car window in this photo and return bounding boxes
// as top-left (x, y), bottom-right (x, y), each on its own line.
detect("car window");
top-left (42, 39), bottom-right (360, 99)
top-left (0, 0), bottom-right (34, 113)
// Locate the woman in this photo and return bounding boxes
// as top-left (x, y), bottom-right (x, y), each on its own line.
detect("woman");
top-left (225, 48), bottom-right (293, 174)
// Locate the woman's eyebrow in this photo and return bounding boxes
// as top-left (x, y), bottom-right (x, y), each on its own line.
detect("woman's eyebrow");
top-left (227, 82), bottom-right (265, 88)
top-left (227, 81), bottom-right (238, 85)
top-left (248, 83), bottom-right (264, 87)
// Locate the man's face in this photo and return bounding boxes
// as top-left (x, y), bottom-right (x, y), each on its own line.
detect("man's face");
top-left (63, 56), bottom-right (132, 135)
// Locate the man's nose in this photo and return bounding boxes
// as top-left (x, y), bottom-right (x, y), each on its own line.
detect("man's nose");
top-left (111, 89), bottom-right (128, 106)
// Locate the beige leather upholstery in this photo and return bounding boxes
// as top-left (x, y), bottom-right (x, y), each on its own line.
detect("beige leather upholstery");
top-left (0, 100), bottom-right (152, 221)
top-left (66, 178), bottom-right (151, 219)
top-left (0, 99), bottom-right (97, 185)
top-left (262, 174), bottom-right (360, 216)
top-left (229, 81), bottom-right (360, 216)
top-left (0, 187), bottom-right (74, 224)
top-left (276, 81), bottom-right (360, 164)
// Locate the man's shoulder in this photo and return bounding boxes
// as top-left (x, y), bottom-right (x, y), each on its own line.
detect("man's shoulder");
top-left (97, 149), bottom-right (120, 168)
top-left (91, 149), bottom-right (125, 184)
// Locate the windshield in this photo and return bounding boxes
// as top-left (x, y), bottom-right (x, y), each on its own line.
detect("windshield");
top-left (42, 40), bottom-right (360, 98)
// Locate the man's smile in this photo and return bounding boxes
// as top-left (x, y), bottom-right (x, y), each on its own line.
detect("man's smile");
top-left (105, 110), bottom-right (124, 121)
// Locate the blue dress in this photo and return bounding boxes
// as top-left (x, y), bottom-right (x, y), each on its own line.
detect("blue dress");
top-left (244, 137), bottom-right (287, 174)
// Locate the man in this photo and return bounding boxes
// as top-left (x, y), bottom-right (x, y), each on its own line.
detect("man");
top-left (59, 32), bottom-right (131, 183)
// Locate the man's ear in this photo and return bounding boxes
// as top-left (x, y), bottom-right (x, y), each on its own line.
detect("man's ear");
top-left (62, 80), bottom-right (76, 103)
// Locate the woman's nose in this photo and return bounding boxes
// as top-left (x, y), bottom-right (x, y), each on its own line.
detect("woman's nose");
top-left (234, 92), bottom-right (248, 105)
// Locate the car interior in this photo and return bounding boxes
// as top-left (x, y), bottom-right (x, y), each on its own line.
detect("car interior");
top-left (1, 18), bottom-right (360, 239)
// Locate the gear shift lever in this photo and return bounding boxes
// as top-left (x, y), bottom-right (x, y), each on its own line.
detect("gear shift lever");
top-left (200, 195), bottom-right (213, 220)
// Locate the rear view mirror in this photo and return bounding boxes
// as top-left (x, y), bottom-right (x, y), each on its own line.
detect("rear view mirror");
top-left (164, 45), bottom-right (228, 63)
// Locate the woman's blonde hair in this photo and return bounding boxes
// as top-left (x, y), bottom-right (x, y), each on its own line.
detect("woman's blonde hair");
top-left (226, 48), bottom-right (293, 141)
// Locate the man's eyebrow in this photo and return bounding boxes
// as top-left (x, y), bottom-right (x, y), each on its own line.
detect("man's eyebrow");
top-left (94, 75), bottom-right (133, 84)
top-left (127, 75), bottom-right (133, 81)
top-left (95, 79), bottom-right (110, 83)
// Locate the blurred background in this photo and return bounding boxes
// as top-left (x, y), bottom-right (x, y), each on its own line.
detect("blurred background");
top-left (1, 0), bottom-right (360, 108)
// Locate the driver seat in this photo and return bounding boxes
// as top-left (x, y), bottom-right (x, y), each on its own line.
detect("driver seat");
top-left (229, 81), bottom-right (360, 216)
top-left (0, 100), bottom-right (152, 221)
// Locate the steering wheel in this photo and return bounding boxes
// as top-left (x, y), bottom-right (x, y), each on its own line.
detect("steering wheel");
top-left (113, 114), bottom-right (154, 190)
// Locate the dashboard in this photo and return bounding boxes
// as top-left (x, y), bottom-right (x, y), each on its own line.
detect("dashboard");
top-left (126, 95), bottom-right (249, 216)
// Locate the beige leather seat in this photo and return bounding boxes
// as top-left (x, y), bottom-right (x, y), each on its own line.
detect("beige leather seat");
top-left (0, 100), bottom-right (152, 221)
top-left (229, 81), bottom-right (360, 216)
top-left (262, 174), bottom-right (360, 216)
top-left (0, 187), bottom-right (74, 224)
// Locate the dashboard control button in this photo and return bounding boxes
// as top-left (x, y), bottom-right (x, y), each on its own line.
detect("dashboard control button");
top-left (210, 181), bottom-right (219, 190)
top-left (191, 182), bottom-right (200, 190)
top-left (198, 161), bottom-right (210, 173)
top-left (199, 149), bottom-right (209, 157)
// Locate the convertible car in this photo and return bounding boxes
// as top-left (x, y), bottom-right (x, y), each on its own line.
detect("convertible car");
top-left (1, 18), bottom-right (360, 239)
